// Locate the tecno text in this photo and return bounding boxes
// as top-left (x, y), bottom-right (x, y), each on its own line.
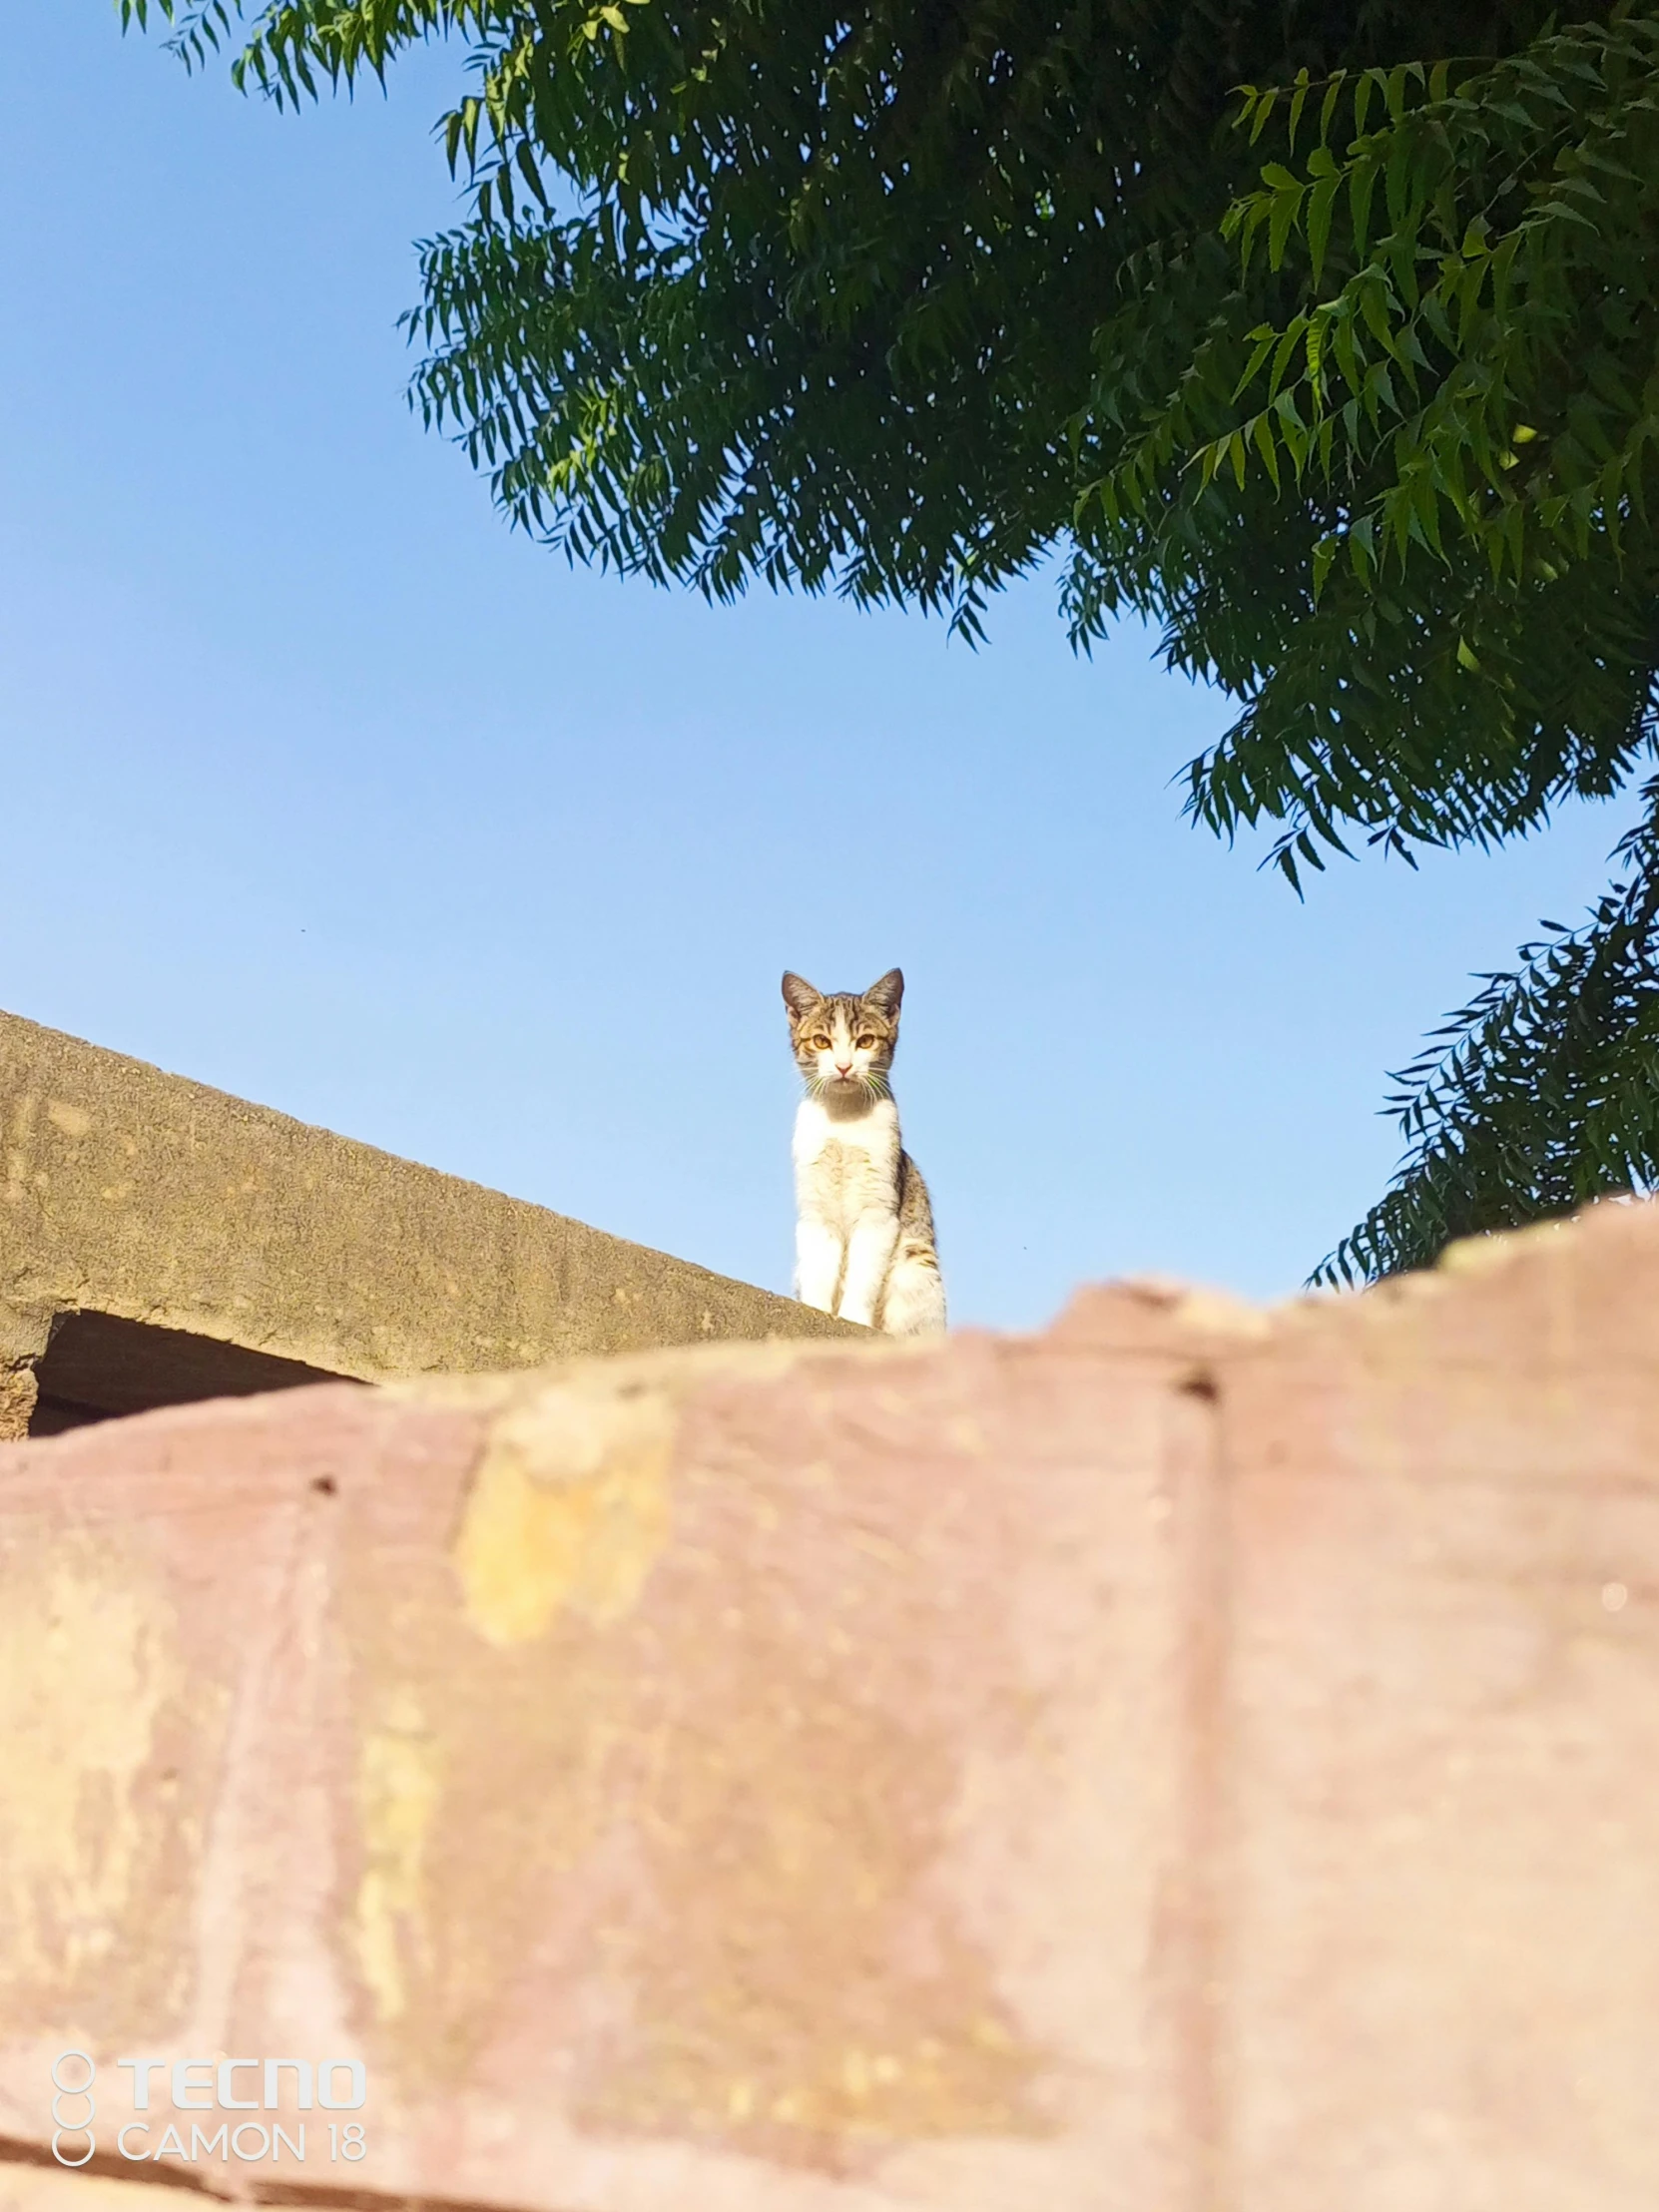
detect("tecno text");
top-left (49, 2051), bottom-right (369, 2169)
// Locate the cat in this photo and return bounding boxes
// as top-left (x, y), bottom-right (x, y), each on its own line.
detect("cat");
top-left (782, 967), bottom-right (946, 1335)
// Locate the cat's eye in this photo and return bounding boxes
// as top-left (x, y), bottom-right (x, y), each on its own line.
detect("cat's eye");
top-left (809, 1036), bottom-right (831, 1052)
top-left (855, 1034), bottom-right (877, 1050)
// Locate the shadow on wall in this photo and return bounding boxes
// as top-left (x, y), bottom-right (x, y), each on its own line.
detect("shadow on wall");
top-left (26, 1310), bottom-right (353, 1435)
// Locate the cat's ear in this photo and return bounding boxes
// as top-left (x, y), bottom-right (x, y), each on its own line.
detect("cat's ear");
top-left (782, 971), bottom-right (823, 1021)
top-left (863, 968), bottom-right (904, 1019)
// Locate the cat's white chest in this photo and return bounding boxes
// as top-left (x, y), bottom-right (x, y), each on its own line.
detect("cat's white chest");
top-left (793, 1097), bottom-right (899, 1225)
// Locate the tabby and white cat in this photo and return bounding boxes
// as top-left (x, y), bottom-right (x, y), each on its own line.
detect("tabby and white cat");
top-left (782, 967), bottom-right (946, 1336)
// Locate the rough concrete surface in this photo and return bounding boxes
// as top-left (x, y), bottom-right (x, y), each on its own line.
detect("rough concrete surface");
top-left (4, 1201), bottom-right (1659, 2210)
top-left (0, 1007), bottom-right (853, 1436)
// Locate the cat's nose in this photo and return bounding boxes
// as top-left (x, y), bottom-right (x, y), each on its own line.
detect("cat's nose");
top-left (834, 1061), bottom-right (852, 1075)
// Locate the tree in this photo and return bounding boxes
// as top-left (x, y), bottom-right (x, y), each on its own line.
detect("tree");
top-left (1314, 781), bottom-right (1659, 1283)
top-left (128, 0), bottom-right (1659, 1278)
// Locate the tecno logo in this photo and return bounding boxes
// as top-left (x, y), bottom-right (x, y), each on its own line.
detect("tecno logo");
top-left (49, 2051), bottom-right (95, 2168)
top-left (118, 2057), bottom-right (367, 2111)
top-left (50, 2054), bottom-right (370, 2169)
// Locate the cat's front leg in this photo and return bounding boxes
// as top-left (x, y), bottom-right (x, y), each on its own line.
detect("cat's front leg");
top-left (836, 1211), bottom-right (901, 1329)
top-left (795, 1216), bottom-right (843, 1313)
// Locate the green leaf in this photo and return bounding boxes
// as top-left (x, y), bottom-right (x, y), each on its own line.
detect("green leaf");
top-left (1251, 409), bottom-right (1283, 490)
top-left (1307, 176), bottom-right (1341, 284)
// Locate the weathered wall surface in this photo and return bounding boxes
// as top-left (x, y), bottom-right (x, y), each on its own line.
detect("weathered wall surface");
top-left (0, 1007), bottom-right (852, 1433)
top-left (4, 1201), bottom-right (1659, 2210)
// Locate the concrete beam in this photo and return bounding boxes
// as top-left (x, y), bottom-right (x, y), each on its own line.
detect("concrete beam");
top-left (0, 1007), bottom-right (853, 1422)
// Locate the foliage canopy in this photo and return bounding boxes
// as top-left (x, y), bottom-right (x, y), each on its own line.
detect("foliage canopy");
top-left (128, 0), bottom-right (1659, 1278)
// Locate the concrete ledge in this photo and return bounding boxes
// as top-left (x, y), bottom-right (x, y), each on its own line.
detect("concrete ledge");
top-left (0, 1007), bottom-right (853, 1434)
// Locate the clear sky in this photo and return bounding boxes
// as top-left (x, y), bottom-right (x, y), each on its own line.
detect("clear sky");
top-left (0, 3), bottom-right (1638, 1328)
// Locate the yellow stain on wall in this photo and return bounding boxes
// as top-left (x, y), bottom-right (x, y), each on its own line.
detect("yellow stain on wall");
top-left (453, 1376), bottom-right (677, 1647)
top-left (0, 1541), bottom-right (182, 2002)
top-left (355, 1689), bottom-right (441, 2025)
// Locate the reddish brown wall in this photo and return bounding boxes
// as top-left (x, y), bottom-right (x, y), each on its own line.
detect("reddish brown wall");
top-left (3, 1202), bottom-right (1658, 2211)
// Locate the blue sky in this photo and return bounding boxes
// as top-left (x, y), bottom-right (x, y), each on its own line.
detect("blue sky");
top-left (0, 3), bottom-right (1638, 1328)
